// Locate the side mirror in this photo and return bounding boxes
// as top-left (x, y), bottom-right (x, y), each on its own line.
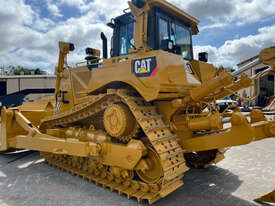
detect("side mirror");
top-left (107, 22), bottom-right (115, 29)
top-left (199, 52), bottom-right (208, 62)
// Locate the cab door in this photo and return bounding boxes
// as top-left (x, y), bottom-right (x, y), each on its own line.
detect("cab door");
top-left (112, 13), bottom-right (135, 57)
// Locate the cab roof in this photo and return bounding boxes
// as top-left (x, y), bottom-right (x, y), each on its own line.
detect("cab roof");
top-left (147, 0), bottom-right (200, 35)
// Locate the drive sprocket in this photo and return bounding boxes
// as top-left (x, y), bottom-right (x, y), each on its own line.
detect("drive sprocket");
top-left (103, 103), bottom-right (138, 142)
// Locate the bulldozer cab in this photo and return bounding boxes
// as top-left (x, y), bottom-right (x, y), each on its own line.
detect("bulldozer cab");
top-left (109, 0), bottom-right (199, 60)
top-left (110, 12), bottom-right (135, 57)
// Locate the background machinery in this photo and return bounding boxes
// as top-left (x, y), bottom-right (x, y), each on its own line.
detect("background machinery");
top-left (1, 0), bottom-right (275, 204)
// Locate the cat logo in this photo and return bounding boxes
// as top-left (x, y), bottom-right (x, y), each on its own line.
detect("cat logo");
top-left (185, 64), bottom-right (194, 74)
top-left (183, 60), bottom-right (194, 74)
top-left (132, 56), bottom-right (158, 77)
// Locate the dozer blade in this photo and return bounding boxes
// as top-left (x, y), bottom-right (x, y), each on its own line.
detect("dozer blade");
top-left (254, 190), bottom-right (275, 203)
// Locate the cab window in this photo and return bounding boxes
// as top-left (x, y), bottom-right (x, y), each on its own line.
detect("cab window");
top-left (159, 18), bottom-right (169, 46)
top-left (154, 8), bottom-right (194, 60)
top-left (119, 22), bottom-right (134, 56)
top-left (175, 24), bottom-right (192, 60)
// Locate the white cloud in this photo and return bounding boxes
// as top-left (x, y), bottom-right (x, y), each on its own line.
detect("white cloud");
top-left (0, 0), bottom-right (34, 25)
top-left (59, 0), bottom-right (86, 8)
top-left (47, 3), bottom-right (63, 17)
top-left (73, 0), bottom-right (129, 21)
top-left (194, 25), bottom-right (275, 66)
top-left (200, 23), bottom-right (227, 31)
top-left (0, 0), bottom-right (112, 72)
top-left (169, 0), bottom-right (275, 30)
top-left (0, 0), bottom-right (275, 73)
top-left (31, 18), bottom-right (55, 32)
top-left (0, 0), bottom-right (35, 52)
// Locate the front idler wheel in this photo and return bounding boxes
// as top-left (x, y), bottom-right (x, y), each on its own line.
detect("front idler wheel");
top-left (136, 147), bottom-right (163, 184)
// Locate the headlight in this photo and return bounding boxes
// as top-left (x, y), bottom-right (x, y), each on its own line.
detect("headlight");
top-left (198, 52), bottom-right (208, 62)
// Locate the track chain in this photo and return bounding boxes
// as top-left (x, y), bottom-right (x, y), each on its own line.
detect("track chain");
top-left (40, 94), bottom-right (121, 131)
top-left (41, 152), bottom-right (162, 204)
top-left (39, 89), bottom-right (189, 203)
top-left (115, 90), bottom-right (189, 189)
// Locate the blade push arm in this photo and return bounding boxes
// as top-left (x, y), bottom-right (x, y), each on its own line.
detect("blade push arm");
top-left (54, 42), bottom-right (74, 97)
top-left (181, 111), bottom-right (275, 153)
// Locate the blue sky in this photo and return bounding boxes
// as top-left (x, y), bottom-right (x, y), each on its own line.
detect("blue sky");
top-left (0, 0), bottom-right (275, 73)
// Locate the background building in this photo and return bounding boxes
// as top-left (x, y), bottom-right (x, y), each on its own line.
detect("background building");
top-left (0, 75), bottom-right (55, 96)
top-left (235, 56), bottom-right (274, 106)
top-left (0, 75), bottom-right (56, 110)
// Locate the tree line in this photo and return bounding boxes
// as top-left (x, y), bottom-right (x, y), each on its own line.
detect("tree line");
top-left (0, 65), bottom-right (45, 75)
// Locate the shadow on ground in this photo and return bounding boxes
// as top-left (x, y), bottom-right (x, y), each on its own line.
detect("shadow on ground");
top-left (0, 151), bottom-right (272, 206)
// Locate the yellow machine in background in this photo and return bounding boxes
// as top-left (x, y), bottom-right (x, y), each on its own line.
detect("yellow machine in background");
top-left (1, 0), bottom-right (275, 204)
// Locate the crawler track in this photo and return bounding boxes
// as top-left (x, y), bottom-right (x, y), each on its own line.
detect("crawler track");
top-left (41, 152), bottom-right (163, 204)
top-left (40, 89), bottom-right (189, 203)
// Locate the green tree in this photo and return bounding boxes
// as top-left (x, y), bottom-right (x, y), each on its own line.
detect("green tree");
top-left (8, 66), bottom-right (44, 75)
top-left (216, 66), bottom-right (236, 73)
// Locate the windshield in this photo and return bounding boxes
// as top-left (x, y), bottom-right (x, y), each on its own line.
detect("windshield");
top-left (156, 11), bottom-right (193, 60)
top-left (171, 23), bottom-right (192, 60)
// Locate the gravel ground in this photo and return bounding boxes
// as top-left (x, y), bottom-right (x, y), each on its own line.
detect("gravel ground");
top-left (0, 126), bottom-right (274, 206)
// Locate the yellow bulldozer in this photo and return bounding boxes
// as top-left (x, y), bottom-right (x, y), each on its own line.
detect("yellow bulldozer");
top-left (0, 0), bottom-right (275, 204)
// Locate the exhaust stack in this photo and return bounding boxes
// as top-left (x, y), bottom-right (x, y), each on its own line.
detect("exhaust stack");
top-left (101, 32), bottom-right (108, 59)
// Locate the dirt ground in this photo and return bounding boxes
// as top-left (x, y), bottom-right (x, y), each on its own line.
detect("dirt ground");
top-left (0, 127), bottom-right (274, 206)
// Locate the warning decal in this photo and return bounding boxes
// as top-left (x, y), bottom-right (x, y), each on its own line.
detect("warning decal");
top-left (132, 56), bottom-right (158, 77)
